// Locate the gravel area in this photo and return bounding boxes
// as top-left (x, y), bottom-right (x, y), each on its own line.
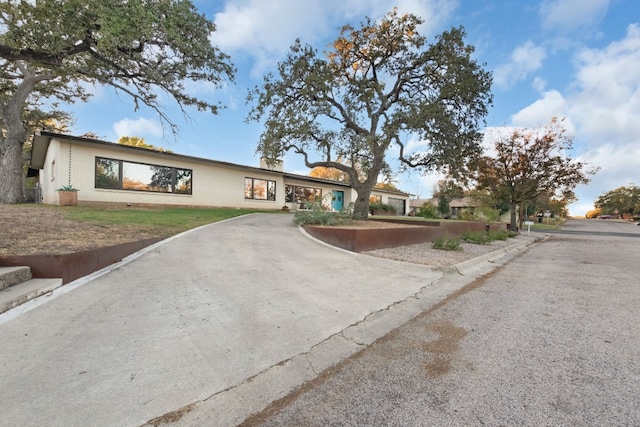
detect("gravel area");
top-left (364, 233), bottom-right (533, 266)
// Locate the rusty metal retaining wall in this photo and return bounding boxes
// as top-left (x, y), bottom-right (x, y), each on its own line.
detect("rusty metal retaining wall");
top-left (305, 220), bottom-right (508, 252)
top-left (0, 238), bottom-right (162, 284)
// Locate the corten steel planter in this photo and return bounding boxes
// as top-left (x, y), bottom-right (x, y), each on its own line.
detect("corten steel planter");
top-left (57, 190), bottom-right (78, 206)
top-left (0, 238), bottom-right (163, 284)
top-left (304, 220), bottom-right (508, 252)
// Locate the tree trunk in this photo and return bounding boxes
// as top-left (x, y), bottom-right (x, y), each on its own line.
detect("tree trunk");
top-left (351, 181), bottom-right (377, 220)
top-left (509, 201), bottom-right (518, 231)
top-left (0, 136), bottom-right (25, 204)
top-left (0, 63), bottom-right (55, 204)
top-left (518, 204), bottom-right (524, 231)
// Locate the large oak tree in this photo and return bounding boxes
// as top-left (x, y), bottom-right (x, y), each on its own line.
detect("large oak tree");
top-left (472, 118), bottom-right (598, 230)
top-left (595, 185), bottom-right (640, 218)
top-left (0, 0), bottom-right (234, 203)
top-left (247, 9), bottom-right (492, 219)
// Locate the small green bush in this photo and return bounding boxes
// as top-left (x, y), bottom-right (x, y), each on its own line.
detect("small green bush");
top-left (461, 229), bottom-right (515, 245)
top-left (459, 210), bottom-right (476, 221)
top-left (461, 231), bottom-right (491, 244)
top-left (488, 230), bottom-right (510, 241)
top-left (477, 207), bottom-right (500, 222)
top-left (431, 235), bottom-right (461, 251)
top-left (294, 202), bottom-right (353, 226)
top-left (417, 202), bottom-right (438, 219)
top-left (369, 202), bottom-right (396, 215)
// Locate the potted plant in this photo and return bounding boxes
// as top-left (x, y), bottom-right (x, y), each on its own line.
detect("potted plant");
top-left (57, 184), bottom-right (79, 206)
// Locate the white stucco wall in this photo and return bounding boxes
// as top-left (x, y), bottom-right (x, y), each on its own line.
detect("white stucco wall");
top-left (39, 137), bottom-right (284, 208)
top-left (36, 135), bottom-right (410, 212)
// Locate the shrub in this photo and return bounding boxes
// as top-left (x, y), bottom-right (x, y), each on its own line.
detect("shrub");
top-left (477, 207), bottom-right (500, 222)
top-left (461, 231), bottom-right (491, 244)
top-left (461, 229), bottom-right (516, 245)
top-left (369, 202), bottom-right (396, 215)
top-left (459, 210), bottom-right (476, 221)
top-left (488, 230), bottom-right (510, 241)
top-left (417, 202), bottom-right (438, 219)
top-left (294, 202), bottom-right (353, 226)
top-left (431, 235), bottom-right (461, 251)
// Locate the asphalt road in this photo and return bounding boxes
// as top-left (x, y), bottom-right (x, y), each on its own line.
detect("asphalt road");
top-left (246, 219), bottom-right (640, 426)
top-left (532, 217), bottom-right (640, 238)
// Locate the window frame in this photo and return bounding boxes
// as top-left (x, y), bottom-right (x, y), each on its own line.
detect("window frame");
top-left (94, 156), bottom-right (193, 195)
top-left (285, 184), bottom-right (323, 204)
top-left (245, 177), bottom-right (276, 201)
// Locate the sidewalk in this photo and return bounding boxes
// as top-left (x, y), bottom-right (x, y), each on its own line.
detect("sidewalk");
top-left (0, 213), bottom-right (463, 426)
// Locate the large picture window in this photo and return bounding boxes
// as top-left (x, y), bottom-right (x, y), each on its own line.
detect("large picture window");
top-left (245, 177), bottom-right (276, 201)
top-left (95, 157), bottom-right (192, 194)
top-left (285, 185), bottom-right (322, 203)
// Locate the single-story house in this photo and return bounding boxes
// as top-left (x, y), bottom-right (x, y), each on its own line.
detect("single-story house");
top-left (409, 197), bottom-right (513, 222)
top-left (30, 131), bottom-right (410, 214)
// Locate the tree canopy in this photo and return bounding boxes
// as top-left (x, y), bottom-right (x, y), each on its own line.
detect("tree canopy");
top-left (118, 136), bottom-right (172, 153)
top-left (433, 178), bottom-right (465, 217)
top-left (247, 9), bottom-right (492, 218)
top-left (0, 0), bottom-right (234, 203)
top-left (594, 185), bottom-right (640, 218)
top-left (471, 117), bottom-right (597, 230)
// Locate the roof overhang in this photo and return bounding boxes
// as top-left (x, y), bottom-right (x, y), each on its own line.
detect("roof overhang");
top-left (30, 132), bottom-right (53, 169)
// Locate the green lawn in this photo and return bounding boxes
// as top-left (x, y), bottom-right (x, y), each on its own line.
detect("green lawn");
top-left (63, 206), bottom-right (259, 235)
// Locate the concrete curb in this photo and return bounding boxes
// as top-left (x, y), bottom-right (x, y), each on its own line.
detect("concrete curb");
top-left (437, 237), bottom-right (542, 276)
top-left (173, 234), bottom-right (545, 426)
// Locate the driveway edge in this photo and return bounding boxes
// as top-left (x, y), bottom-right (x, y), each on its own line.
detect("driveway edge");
top-left (167, 234), bottom-right (544, 426)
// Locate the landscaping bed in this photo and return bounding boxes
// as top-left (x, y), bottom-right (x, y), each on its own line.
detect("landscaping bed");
top-left (304, 219), bottom-right (508, 252)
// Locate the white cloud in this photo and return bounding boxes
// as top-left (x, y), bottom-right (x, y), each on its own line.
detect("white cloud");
top-left (113, 118), bottom-right (163, 139)
top-left (569, 24), bottom-right (640, 147)
top-left (210, 0), bottom-right (458, 77)
top-left (210, 0), bottom-right (340, 77)
top-left (506, 24), bottom-right (640, 216)
top-left (539, 0), bottom-right (610, 33)
top-left (532, 77), bottom-right (547, 92)
top-left (494, 41), bottom-right (547, 89)
top-left (510, 89), bottom-right (576, 134)
top-left (403, 135), bottom-right (431, 154)
top-left (570, 143), bottom-right (640, 216)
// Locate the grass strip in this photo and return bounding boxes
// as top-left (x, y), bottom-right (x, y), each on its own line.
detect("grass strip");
top-left (63, 206), bottom-right (258, 235)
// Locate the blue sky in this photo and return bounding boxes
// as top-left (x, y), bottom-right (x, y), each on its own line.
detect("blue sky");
top-left (66, 0), bottom-right (639, 216)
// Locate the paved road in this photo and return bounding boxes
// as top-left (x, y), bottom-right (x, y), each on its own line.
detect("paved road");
top-left (532, 217), bottom-right (640, 238)
top-left (1, 213), bottom-right (451, 427)
top-left (247, 219), bottom-right (640, 426)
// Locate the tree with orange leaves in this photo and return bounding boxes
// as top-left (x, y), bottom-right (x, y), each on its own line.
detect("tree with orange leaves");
top-left (248, 9), bottom-right (492, 219)
top-left (471, 118), bottom-right (598, 230)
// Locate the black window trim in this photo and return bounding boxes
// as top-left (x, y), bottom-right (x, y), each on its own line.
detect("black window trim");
top-left (95, 156), bottom-right (193, 195)
top-left (245, 177), bottom-right (276, 201)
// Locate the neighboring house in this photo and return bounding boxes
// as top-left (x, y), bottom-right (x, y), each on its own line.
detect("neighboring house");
top-left (30, 131), bottom-right (410, 214)
top-left (408, 198), bottom-right (435, 215)
top-left (449, 196), bottom-right (482, 217)
top-left (409, 196), bottom-right (513, 222)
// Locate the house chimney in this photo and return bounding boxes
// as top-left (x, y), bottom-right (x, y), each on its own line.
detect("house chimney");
top-left (260, 157), bottom-right (283, 172)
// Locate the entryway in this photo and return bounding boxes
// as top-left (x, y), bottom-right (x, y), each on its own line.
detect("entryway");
top-left (331, 191), bottom-right (344, 211)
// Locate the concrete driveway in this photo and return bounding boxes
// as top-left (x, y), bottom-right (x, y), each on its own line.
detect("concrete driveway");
top-left (0, 213), bottom-right (448, 426)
